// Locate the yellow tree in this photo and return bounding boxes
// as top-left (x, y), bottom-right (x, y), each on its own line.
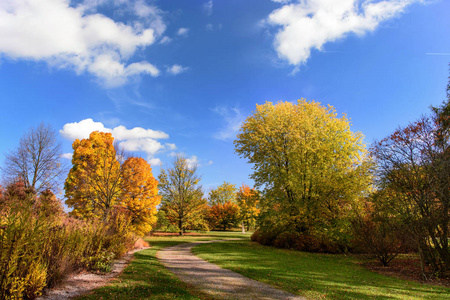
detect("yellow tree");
top-left (120, 157), bottom-right (161, 235)
top-left (236, 184), bottom-right (260, 233)
top-left (65, 131), bottom-right (122, 220)
top-left (208, 181), bottom-right (237, 205)
top-left (158, 155), bottom-right (208, 235)
top-left (235, 100), bottom-right (372, 244)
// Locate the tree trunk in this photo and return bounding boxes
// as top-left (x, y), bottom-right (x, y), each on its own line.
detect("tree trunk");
top-left (241, 221), bottom-right (245, 234)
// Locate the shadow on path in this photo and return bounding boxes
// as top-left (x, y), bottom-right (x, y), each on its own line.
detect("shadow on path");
top-left (157, 239), bottom-right (305, 300)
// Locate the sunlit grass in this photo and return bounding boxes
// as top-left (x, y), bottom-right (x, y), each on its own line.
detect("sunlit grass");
top-left (74, 231), bottom-right (248, 300)
top-left (193, 239), bottom-right (450, 300)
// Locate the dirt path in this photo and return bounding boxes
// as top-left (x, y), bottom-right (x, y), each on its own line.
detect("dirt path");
top-left (38, 247), bottom-right (149, 300)
top-left (157, 239), bottom-right (305, 300)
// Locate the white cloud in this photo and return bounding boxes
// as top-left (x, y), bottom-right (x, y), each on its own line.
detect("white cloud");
top-left (206, 23), bottom-right (214, 31)
top-left (267, 0), bottom-right (419, 69)
top-left (177, 27), bottom-right (189, 37)
top-left (148, 158), bottom-right (162, 166)
top-left (60, 119), bottom-right (111, 140)
top-left (60, 119), bottom-right (169, 141)
top-left (165, 143), bottom-right (177, 150)
top-left (60, 118), bottom-right (173, 163)
top-left (113, 125), bottom-right (169, 140)
top-left (213, 106), bottom-right (245, 141)
top-left (61, 153), bottom-right (73, 160)
top-left (119, 139), bottom-right (163, 156)
top-left (203, 0), bottom-right (213, 16)
top-left (167, 64), bottom-right (189, 75)
top-left (0, 0), bottom-right (165, 87)
top-left (186, 155), bottom-right (199, 169)
top-left (159, 36), bottom-right (172, 44)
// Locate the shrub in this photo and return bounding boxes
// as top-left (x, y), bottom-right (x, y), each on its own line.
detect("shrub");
top-left (351, 212), bottom-right (408, 266)
top-left (274, 231), bottom-right (301, 249)
top-left (0, 181), bottom-right (136, 299)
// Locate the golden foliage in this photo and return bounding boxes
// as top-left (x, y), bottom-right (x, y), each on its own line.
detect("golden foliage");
top-left (121, 157), bottom-right (161, 235)
top-left (65, 131), bottom-right (121, 219)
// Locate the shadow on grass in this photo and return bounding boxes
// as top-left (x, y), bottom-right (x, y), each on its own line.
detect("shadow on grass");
top-left (75, 243), bottom-right (212, 300)
top-left (193, 240), bottom-right (450, 300)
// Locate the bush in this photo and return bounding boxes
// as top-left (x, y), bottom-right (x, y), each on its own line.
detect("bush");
top-left (351, 212), bottom-right (409, 266)
top-left (274, 231), bottom-right (301, 249)
top-left (0, 182), bottom-right (136, 299)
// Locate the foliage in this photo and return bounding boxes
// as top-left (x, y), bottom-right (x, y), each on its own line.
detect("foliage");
top-left (235, 99), bottom-right (372, 249)
top-left (158, 155), bottom-right (208, 235)
top-left (371, 111), bottom-right (450, 277)
top-left (0, 181), bottom-right (136, 299)
top-left (207, 201), bottom-right (240, 230)
top-left (208, 181), bottom-right (237, 205)
top-left (121, 157), bottom-right (161, 235)
top-left (236, 184), bottom-right (260, 232)
top-left (351, 195), bottom-right (411, 266)
top-left (65, 131), bottom-right (122, 220)
top-left (1, 123), bottom-right (67, 194)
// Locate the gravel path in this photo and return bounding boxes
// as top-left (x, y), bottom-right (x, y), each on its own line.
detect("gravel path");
top-left (157, 239), bottom-right (305, 300)
top-left (38, 247), bottom-right (149, 300)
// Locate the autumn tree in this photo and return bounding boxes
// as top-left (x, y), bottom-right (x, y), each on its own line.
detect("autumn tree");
top-left (208, 181), bottom-right (237, 205)
top-left (65, 131), bottom-right (122, 220)
top-left (207, 201), bottom-right (240, 231)
top-left (235, 100), bottom-right (372, 246)
top-left (120, 157), bottom-right (161, 235)
top-left (2, 123), bottom-right (67, 194)
top-left (158, 155), bottom-right (208, 235)
top-left (372, 115), bottom-right (450, 277)
top-left (236, 184), bottom-right (260, 233)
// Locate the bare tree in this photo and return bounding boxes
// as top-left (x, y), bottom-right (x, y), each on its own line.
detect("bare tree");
top-left (2, 123), bottom-right (67, 194)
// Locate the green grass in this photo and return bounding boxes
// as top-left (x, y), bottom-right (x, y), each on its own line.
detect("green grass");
top-left (74, 231), bottom-right (249, 300)
top-left (192, 239), bottom-right (450, 300)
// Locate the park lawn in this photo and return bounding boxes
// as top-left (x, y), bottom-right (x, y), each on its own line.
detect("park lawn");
top-left (74, 231), bottom-right (247, 300)
top-left (193, 239), bottom-right (450, 300)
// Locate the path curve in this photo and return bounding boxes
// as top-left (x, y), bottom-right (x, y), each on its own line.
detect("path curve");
top-left (157, 239), bottom-right (305, 300)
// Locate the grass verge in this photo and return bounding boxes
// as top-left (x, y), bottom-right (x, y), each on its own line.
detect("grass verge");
top-left (192, 239), bottom-right (450, 300)
top-left (74, 231), bottom-right (248, 300)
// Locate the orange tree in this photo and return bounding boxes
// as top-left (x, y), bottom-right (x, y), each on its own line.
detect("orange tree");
top-left (236, 184), bottom-right (260, 233)
top-left (121, 157), bottom-right (161, 235)
top-left (207, 201), bottom-right (240, 231)
top-left (65, 131), bottom-right (121, 220)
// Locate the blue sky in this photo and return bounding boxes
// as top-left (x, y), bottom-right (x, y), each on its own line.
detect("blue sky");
top-left (0, 0), bottom-right (449, 193)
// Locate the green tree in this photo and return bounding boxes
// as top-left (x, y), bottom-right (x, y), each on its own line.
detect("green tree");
top-left (235, 100), bottom-right (372, 245)
top-left (158, 155), bottom-right (208, 235)
top-left (208, 181), bottom-right (237, 205)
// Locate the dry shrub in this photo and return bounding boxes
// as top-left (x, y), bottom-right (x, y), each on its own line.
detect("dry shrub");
top-left (0, 182), bottom-right (136, 299)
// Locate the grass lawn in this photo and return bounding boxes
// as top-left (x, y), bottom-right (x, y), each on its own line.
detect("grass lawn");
top-left (74, 231), bottom-right (247, 300)
top-left (193, 239), bottom-right (450, 300)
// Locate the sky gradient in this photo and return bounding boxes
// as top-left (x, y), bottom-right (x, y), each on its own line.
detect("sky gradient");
top-left (0, 0), bottom-right (449, 194)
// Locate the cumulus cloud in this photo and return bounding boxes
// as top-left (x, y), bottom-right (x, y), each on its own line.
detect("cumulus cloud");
top-left (60, 118), bottom-right (172, 163)
top-left (267, 0), bottom-right (419, 69)
top-left (167, 64), bottom-right (189, 75)
top-left (177, 27), bottom-right (189, 37)
top-left (0, 0), bottom-right (165, 87)
top-left (213, 106), bottom-right (245, 141)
